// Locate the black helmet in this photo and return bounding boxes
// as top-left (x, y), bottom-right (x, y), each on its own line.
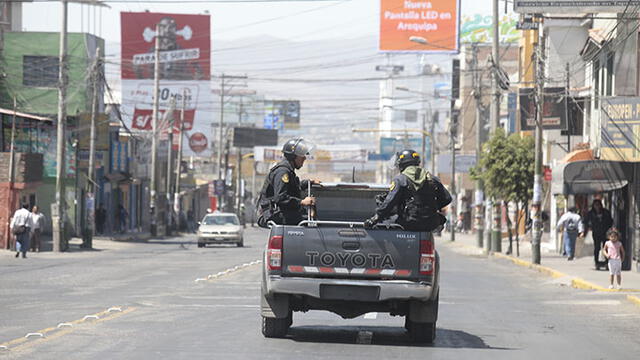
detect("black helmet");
top-left (396, 149), bottom-right (420, 170)
top-left (282, 138), bottom-right (314, 160)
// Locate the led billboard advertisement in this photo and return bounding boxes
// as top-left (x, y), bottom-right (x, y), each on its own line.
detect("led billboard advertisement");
top-left (121, 12), bottom-right (212, 156)
top-left (379, 0), bottom-right (460, 53)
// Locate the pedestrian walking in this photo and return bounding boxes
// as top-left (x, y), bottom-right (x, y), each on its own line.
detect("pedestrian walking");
top-left (118, 205), bottom-right (128, 233)
top-left (30, 205), bottom-right (46, 252)
top-left (556, 207), bottom-right (584, 261)
top-left (96, 204), bottom-right (106, 235)
top-left (583, 199), bottom-right (613, 270)
top-left (10, 204), bottom-right (33, 259)
top-left (603, 228), bottom-right (625, 289)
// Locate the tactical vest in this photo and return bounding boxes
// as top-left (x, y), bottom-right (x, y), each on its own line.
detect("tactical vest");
top-left (399, 174), bottom-right (447, 231)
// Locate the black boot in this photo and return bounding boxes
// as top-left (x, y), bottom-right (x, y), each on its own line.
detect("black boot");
top-left (22, 252), bottom-right (27, 259)
top-left (15, 252), bottom-right (19, 258)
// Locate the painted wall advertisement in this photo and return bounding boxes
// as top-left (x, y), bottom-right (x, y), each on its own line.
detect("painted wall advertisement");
top-left (121, 12), bottom-right (212, 156)
top-left (601, 97), bottom-right (640, 162)
top-left (379, 0), bottom-right (460, 53)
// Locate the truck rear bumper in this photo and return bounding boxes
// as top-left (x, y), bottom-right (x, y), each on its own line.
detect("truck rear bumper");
top-left (266, 275), bottom-right (435, 302)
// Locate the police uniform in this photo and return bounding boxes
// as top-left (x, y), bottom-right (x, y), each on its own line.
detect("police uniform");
top-left (367, 150), bottom-right (451, 231)
top-left (261, 159), bottom-right (309, 226)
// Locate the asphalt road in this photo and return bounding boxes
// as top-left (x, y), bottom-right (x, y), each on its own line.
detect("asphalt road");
top-left (1, 228), bottom-right (640, 359)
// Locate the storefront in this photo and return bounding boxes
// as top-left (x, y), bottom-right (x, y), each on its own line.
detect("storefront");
top-left (553, 159), bottom-right (635, 271)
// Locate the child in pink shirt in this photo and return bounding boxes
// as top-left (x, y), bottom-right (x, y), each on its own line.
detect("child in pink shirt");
top-left (603, 228), bottom-right (625, 290)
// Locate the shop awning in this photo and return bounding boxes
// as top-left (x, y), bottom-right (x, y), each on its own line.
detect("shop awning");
top-left (0, 108), bottom-right (51, 122)
top-left (562, 160), bottom-right (631, 195)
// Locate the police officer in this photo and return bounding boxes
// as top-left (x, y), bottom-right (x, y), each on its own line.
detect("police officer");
top-left (257, 138), bottom-right (317, 226)
top-left (364, 149), bottom-right (451, 231)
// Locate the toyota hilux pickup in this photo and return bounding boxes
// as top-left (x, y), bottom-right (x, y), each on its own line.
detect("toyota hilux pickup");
top-left (261, 182), bottom-right (440, 343)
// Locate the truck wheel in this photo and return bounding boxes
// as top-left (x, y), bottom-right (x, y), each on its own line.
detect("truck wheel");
top-left (261, 313), bottom-right (291, 338)
top-left (406, 318), bottom-right (436, 344)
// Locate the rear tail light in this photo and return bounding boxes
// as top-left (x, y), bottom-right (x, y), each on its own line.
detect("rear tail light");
top-left (267, 235), bottom-right (283, 271)
top-left (419, 239), bottom-right (435, 275)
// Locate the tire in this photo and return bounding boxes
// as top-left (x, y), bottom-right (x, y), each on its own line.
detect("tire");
top-left (197, 241), bottom-right (205, 248)
top-left (237, 238), bottom-right (244, 247)
top-left (261, 313), bottom-right (291, 338)
top-left (406, 318), bottom-right (436, 344)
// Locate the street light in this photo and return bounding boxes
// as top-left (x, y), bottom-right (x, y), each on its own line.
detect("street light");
top-left (395, 86), bottom-right (434, 174)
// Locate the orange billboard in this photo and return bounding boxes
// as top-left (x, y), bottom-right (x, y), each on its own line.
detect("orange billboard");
top-left (379, 0), bottom-right (460, 53)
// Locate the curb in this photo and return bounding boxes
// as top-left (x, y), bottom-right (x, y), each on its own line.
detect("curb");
top-left (445, 241), bottom-right (640, 308)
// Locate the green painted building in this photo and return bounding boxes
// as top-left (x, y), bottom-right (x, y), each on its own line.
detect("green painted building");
top-left (0, 31), bottom-right (104, 236)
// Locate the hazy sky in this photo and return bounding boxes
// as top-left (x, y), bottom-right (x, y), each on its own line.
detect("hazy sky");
top-left (22, 0), bottom-right (495, 43)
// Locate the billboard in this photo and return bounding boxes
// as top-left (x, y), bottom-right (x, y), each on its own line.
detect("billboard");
top-left (263, 100), bottom-right (300, 130)
top-left (233, 127), bottom-right (278, 148)
top-left (514, 1), bottom-right (640, 14)
top-left (120, 12), bottom-right (212, 156)
top-left (601, 97), bottom-right (640, 162)
top-left (519, 87), bottom-right (567, 130)
top-left (460, 14), bottom-right (519, 43)
top-left (379, 0), bottom-right (460, 53)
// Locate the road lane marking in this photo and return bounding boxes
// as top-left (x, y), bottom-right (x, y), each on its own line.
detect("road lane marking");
top-left (0, 306), bottom-right (136, 352)
top-left (364, 312), bottom-right (378, 319)
top-left (195, 259), bottom-right (262, 283)
top-left (544, 300), bottom-right (621, 305)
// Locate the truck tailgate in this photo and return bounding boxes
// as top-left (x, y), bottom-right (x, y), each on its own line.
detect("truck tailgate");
top-left (281, 226), bottom-right (425, 280)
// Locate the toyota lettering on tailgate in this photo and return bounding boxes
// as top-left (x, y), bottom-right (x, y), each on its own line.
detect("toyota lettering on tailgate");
top-left (305, 251), bottom-right (395, 268)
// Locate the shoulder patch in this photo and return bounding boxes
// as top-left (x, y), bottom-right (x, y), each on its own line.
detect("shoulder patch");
top-left (281, 173), bottom-right (290, 183)
top-left (389, 181), bottom-right (396, 191)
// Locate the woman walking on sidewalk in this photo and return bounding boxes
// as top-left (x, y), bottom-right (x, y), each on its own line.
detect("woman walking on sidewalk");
top-left (603, 228), bottom-right (625, 289)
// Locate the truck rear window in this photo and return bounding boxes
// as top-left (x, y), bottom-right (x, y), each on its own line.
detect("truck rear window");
top-left (313, 188), bottom-right (387, 222)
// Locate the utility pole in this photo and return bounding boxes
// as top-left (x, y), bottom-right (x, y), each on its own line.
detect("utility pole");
top-left (174, 90), bottom-right (186, 229)
top-left (490, 0), bottom-right (502, 253)
top-left (532, 33), bottom-right (545, 265)
top-left (472, 43), bottom-right (485, 249)
top-left (53, 0), bottom-right (68, 252)
top-left (7, 97), bottom-right (17, 249)
top-left (150, 23), bottom-right (160, 236)
top-left (165, 96), bottom-right (176, 235)
top-left (217, 74), bottom-right (226, 181)
top-left (84, 46), bottom-right (100, 249)
top-left (236, 99), bottom-right (244, 217)
top-left (450, 112), bottom-right (457, 242)
top-left (565, 62), bottom-right (571, 153)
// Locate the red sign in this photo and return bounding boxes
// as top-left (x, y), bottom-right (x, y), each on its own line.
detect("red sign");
top-left (189, 132), bottom-right (208, 153)
top-left (131, 109), bottom-right (196, 131)
top-left (544, 166), bottom-right (552, 181)
top-left (121, 12), bottom-right (210, 80)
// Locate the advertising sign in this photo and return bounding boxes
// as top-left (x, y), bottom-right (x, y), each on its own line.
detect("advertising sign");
top-left (519, 87), bottom-right (567, 130)
top-left (601, 97), bottom-right (640, 162)
top-left (263, 100), bottom-right (300, 130)
top-left (121, 12), bottom-right (212, 157)
top-left (233, 127), bottom-right (278, 148)
top-left (379, 0), bottom-right (460, 53)
top-left (460, 14), bottom-right (519, 43)
top-left (514, 1), bottom-right (640, 14)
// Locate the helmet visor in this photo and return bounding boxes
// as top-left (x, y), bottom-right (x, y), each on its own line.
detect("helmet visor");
top-left (291, 138), bottom-right (315, 157)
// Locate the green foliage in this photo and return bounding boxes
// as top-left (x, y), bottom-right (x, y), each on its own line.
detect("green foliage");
top-left (470, 129), bottom-right (534, 203)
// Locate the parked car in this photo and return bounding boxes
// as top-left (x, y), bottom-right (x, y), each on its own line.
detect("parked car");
top-left (197, 212), bottom-right (244, 247)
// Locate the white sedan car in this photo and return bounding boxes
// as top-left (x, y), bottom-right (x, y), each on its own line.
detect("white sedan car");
top-left (197, 213), bottom-right (244, 248)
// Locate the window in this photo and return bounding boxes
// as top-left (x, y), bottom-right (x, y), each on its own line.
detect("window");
top-left (22, 56), bottom-right (59, 87)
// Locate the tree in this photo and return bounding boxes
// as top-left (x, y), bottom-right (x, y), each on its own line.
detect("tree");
top-left (470, 129), bottom-right (534, 255)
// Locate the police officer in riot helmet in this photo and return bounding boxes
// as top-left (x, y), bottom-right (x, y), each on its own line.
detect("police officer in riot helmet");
top-left (256, 138), bottom-right (317, 226)
top-left (364, 149), bottom-right (452, 231)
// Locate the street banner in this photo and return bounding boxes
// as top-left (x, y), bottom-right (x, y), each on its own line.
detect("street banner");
top-left (379, 0), bottom-right (460, 53)
top-left (601, 97), bottom-right (640, 162)
top-left (120, 12), bottom-right (212, 156)
top-left (514, 1), bottom-right (640, 14)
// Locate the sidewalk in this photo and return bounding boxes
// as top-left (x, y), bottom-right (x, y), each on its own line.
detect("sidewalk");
top-left (438, 231), bottom-right (640, 307)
